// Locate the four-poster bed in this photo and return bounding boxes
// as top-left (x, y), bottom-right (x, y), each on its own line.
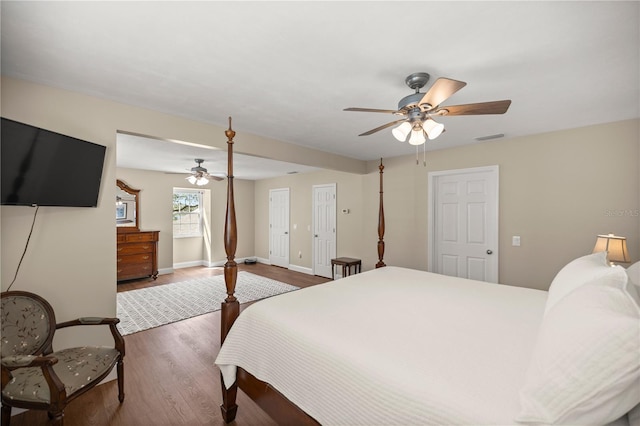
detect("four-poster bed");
top-left (216, 119), bottom-right (640, 425)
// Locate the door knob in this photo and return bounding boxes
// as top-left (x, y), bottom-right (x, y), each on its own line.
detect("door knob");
top-left (486, 249), bottom-right (493, 255)
top-left (284, 232), bottom-right (288, 235)
top-left (314, 234), bottom-right (318, 237)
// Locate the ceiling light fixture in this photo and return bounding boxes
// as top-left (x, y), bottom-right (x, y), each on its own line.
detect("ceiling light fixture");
top-left (408, 127), bottom-right (426, 146)
top-left (187, 174), bottom-right (209, 186)
top-left (186, 158), bottom-right (213, 186)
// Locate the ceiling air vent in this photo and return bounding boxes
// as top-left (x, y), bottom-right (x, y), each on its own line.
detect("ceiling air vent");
top-left (474, 133), bottom-right (504, 141)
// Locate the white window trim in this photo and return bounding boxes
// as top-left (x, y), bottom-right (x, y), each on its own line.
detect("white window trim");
top-left (173, 189), bottom-right (204, 239)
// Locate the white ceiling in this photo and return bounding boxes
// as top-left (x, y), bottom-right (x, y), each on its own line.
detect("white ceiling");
top-left (2, 2), bottom-right (638, 179)
top-left (117, 132), bottom-right (320, 180)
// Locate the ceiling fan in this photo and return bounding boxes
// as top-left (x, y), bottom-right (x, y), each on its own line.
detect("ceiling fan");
top-left (185, 159), bottom-right (224, 185)
top-left (344, 72), bottom-right (511, 145)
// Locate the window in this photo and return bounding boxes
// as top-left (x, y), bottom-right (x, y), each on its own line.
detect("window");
top-left (173, 190), bottom-right (203, 238)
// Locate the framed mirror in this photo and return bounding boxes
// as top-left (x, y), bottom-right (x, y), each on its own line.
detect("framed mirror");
top-left (116, 179), bottom-right (140, 232)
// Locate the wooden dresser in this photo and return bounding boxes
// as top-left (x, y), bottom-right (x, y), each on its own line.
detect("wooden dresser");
top-left (116, 231), bottom-right (159, 282)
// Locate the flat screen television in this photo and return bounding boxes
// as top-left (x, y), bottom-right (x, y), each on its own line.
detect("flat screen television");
top-left (1, 118), bottom-right (107, 207)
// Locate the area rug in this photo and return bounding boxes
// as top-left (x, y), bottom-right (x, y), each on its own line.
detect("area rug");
top-left (116, 271), bottom-right (298, 335)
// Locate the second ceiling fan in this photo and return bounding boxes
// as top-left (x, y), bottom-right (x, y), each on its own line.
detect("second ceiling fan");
top-left (185, 159), bottom-right (224, 186)
top-left (344, 72), bottom-right (511, 145)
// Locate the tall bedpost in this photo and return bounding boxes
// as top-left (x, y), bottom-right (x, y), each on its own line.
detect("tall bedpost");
top-left (220, 117), bottom-right (239, 423)
top-left (376, 158), bottom-right (386, 268)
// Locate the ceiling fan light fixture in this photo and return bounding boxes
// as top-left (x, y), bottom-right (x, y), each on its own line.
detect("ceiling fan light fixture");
top-left (186, 175), bottom-right (197, 185)
top-left (392, 121), bottom-right (412, 142)
top-left (423, 118), bottom-right (444, 140)
top-left (409, 128), bottom-right (426, 146)
top-left (196, 176), bottom-right (209, 186)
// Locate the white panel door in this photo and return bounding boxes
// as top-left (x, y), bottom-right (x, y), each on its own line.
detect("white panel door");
top-left (269, 188), bottom-right (290, 268)
top-left (313, 184), bottom-right (336, 278)
top-left (429, 166), bottom-right (498, 283)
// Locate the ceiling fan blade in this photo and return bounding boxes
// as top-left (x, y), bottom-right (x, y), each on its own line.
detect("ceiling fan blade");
top-left (419, 78), bottom-right (467, 109)
top-left (433, 100), bottom-right (512, 116)
top-left (205, 173), bottom-right (225, 182)
top-left (344, 107), bottom-right (400, 114)
top-left (359, 119), bottom-right (406, 136)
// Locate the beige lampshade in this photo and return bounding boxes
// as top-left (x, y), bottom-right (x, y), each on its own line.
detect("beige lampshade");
top-left (592, 234), bottom-right (630, 264)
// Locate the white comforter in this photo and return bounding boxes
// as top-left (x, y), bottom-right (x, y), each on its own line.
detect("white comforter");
top-left (216, 266), bottom-right (548, 425)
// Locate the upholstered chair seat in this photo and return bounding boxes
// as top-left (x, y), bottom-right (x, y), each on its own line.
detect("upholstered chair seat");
top-left (3, 347), bottom-right (120, 404)
top-left (1, 291), bottom-right (125, 426)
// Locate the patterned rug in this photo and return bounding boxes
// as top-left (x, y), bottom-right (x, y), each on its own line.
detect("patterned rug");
top-left (117, 271), bottom-right (298, 335)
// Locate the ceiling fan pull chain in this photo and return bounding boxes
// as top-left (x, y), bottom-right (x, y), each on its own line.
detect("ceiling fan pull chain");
top-left (423, 142), bottom-right (427, 167)
top-left (416, 145), bottom-right (419, 165)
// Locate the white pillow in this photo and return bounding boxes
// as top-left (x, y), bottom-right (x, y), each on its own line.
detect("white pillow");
top-left (517, 267), bottom-right (640, 425)
top-left (625, 262), bottom-right (640, 308)
top-left (545, 251), bottom-right (611, 314)
top-left (627, 261), bottom-right (640, 287)
top-left (629, 403), bottom-right (640, 426)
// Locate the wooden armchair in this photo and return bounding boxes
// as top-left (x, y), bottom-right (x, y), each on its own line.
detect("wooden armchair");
top-left (1, 291), bottom-right (125, 426)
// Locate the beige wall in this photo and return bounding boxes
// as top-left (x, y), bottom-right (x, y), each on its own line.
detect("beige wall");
top-left (1, 76), bottom-right (638, 355)
top-left (254, 170), bottom-right (365, 272)
top-left (0, 76), bottom-right (334, 349)
top-left (255, 119), bottom-right (639, 290)
top-left (116, 167), bottom-right (256, 270)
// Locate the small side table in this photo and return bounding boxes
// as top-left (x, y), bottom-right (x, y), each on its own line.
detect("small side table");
top-left (331, 257), bottom-right (362, 280)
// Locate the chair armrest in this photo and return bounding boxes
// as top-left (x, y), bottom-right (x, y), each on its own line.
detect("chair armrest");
top-left (1, 354), bottom-right (58, 369)
top-left (56, 317), bottom-right (125, 357)
top-left (56, 317), bottom-right (120, 328)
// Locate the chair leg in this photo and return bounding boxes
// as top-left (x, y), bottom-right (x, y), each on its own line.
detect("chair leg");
top-left (2, 403), bottom-right (12, 426)
top-left (117, 358), bottom-right (125, 403)
top-left (48, 410), bottom-right (64, 426)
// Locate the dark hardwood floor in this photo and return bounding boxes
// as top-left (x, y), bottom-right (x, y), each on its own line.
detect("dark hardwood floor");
top-left (8, 264), bottom-right (330, 426)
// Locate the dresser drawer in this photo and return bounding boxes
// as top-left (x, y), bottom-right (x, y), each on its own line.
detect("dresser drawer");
top-left (117, 242), bottom-right (155, 255)
top-left (117, 263), bottom-right (153, 280)
top-left (117, 234), bottom-right (126, 243)
top-left (125, 232), bottom-right (157, 243)
top-left (117, 253), bottom-right (153, 265)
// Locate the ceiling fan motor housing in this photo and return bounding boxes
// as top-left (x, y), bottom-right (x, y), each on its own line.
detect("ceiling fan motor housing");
top-left (405, 72), bottom-right (430, 90)
top-left (191, 158), bottom-right (208, 174)
top-left (398, 93), bottom-right (430, 112)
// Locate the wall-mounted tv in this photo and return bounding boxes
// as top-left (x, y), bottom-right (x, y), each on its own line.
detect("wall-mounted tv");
top-left (1, 118), bottom-right (107, 207)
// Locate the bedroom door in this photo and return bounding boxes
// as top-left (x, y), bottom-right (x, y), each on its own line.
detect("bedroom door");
top-left (428, 166), bottom-right (499, 283)
top-left (269, 188), bottom-right (290, 268)
top-left (312, 184), bottom-right (336, 278)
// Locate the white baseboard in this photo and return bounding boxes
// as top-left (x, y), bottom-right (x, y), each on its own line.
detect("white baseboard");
top-left (171, 257), bottom-right (314, 276)
top-left (288, 264), bottom-right (313, 275)
top-left (172, 260), bottom-right (204, 269)
top-left (158, 267), bottom-right (174, 275)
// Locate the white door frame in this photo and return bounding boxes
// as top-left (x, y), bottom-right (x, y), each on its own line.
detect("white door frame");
top-left (427, 165), bottom-right (499, 281)
top-left (312, 183), bottom-right (336, 278)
